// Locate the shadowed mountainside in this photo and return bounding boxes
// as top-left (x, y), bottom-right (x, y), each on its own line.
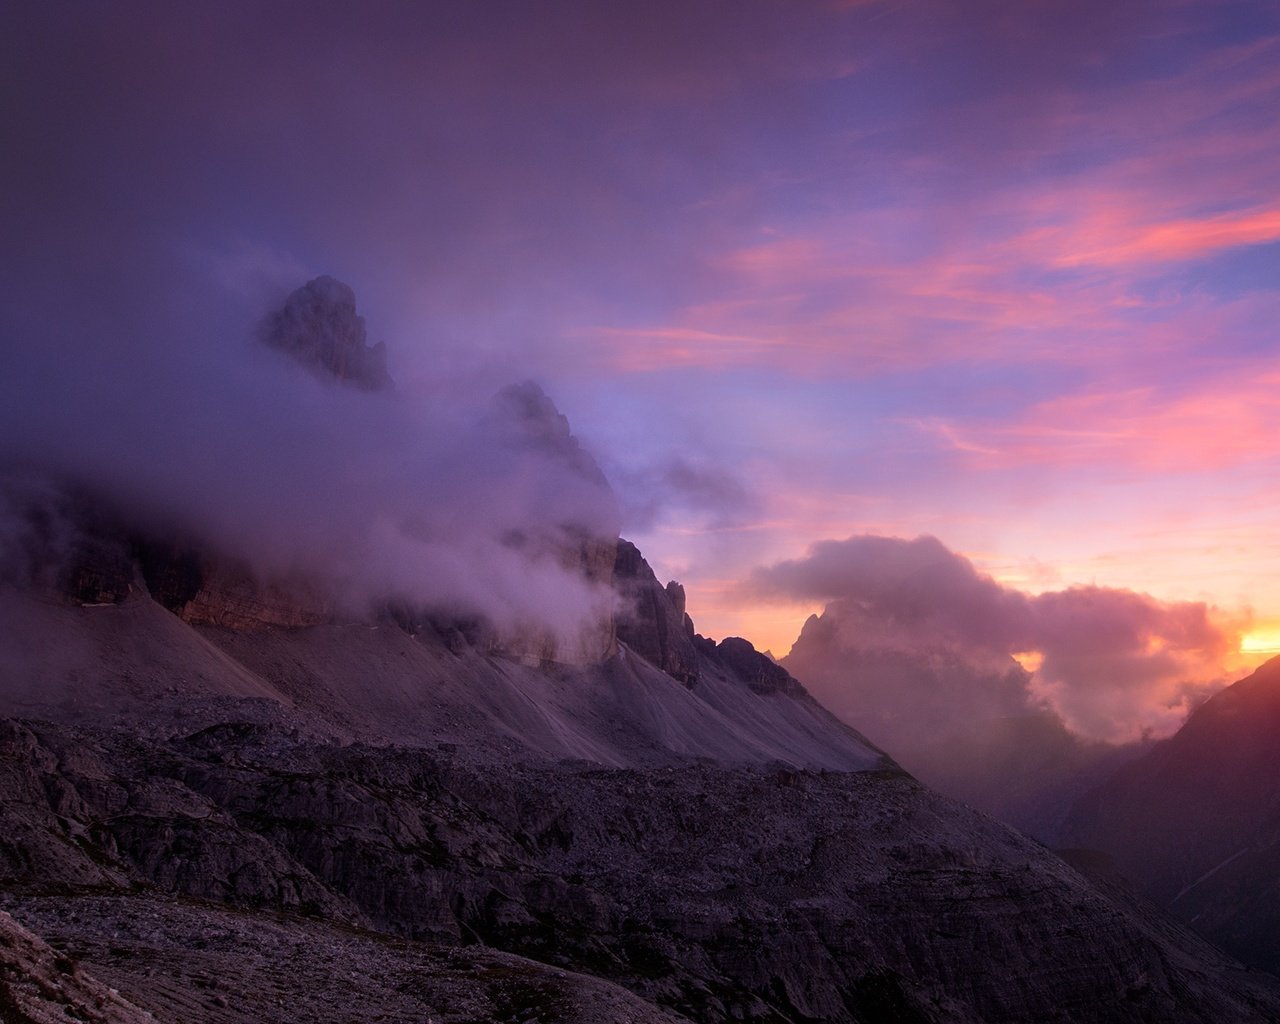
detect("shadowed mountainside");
top-left (3, 713), bottom-right (1280, 1024)
top-left (1063, 655), bottom-right (1280, 973)
top-left (1, 561), bottom-right (1279, 1020)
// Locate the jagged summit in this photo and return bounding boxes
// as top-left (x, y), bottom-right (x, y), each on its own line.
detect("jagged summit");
top-left (491, 380), bottom-right (612, 489)
top-left (262, 275), bottom-right (393, 391)
top-left (614, 538), bottom-right (700, 686)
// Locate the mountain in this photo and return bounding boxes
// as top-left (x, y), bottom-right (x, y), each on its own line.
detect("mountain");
top-left (261, 274), bottom-right (393, 392)
top-left (782, 603), bottom-right (1139, 842)
top-left (1063, 655), bottom-right (1280, 973)
top-left (2, 278), bottom-right (1279, 1021)
top-left (3, 534), bottom-right (1280, 1021)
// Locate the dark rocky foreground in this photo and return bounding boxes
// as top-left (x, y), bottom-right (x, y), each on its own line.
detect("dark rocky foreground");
top-left (2, 716), bottom-right (1278, 1024)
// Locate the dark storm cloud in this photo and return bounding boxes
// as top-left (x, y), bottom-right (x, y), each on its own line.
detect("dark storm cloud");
top-left (752, 535), bottom-right (1236, 740)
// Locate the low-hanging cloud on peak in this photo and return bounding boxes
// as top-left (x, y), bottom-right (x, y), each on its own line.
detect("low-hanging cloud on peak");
top-left (608, 454), bottom-right (759, 534)
top-left (0, 274), bottom-right (621, 650)
top-left (750, 533), bottom-right (1240, 742)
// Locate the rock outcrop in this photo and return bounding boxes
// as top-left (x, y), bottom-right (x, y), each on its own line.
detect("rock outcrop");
top-left (614, 539), bottom-right (699, 685)
top-left (711, 635), bottom-right (805, 696)
top-left (146, 554), bottom-right (331, 631)
top-left (0, 907), bottom-right (156, 1024)
top-left (261, 275), bottom-right (392, 391)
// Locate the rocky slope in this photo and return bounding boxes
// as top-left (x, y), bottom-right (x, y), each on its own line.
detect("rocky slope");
top-left (2, 715), bottom-right (1279, 1024)
top-left (1063, 655), bottom-right (1280, 973)
top-left (2, 518), bottom-right (1279, 1019)
top-left (0, 907), bottom-right (157, 1024)
top-left (0, 576), bottom-right (885, 771)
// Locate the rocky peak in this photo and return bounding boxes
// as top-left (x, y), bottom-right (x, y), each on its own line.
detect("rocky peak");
top-left (262, 275), bottom-right (392, 391)
top-left (614, 539), bottom-right (698, 686)
top-left (713, 636), bottom-right (805, 696)
top-left (490, 381), bottom-right (611, 489)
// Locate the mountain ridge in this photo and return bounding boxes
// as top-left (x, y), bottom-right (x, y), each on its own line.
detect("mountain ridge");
top-left (1062, 654), bottom-right (1280, 972)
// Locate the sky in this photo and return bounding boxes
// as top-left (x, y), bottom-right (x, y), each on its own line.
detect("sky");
top-left (3, 1), bottom-right (1279, 735)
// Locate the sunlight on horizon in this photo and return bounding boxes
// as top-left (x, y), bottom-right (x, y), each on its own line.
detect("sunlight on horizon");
top-left (1240, 628), bottom-right (1280, 655)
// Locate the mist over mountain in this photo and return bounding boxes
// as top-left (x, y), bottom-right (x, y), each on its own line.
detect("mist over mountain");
top-left (1, 276), bottom-right (1278, 1019)
top-left (752, 534), bottom-right (1234, 837)
top-left (4, 1), bottom-right (1280, 1018)
top-left (0, 277), bottom-right (623, 659)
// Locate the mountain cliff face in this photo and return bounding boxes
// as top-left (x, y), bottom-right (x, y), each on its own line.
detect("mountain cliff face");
top-left (261, 275), bottom-right (393, 391)
top-left (614, 538), bottom-right (700, 686)
top-left (1063, 656), bottom-right (1280, 973)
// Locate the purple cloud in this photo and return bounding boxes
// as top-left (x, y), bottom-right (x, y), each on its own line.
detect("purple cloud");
top-left (752, 534), bottom-right (1236, 741)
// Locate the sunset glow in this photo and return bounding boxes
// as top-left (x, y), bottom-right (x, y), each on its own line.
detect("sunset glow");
top-left (1012, 651), bottom-right (1046, 675)
top-left (1241, 628), bottom-right (1280, 655)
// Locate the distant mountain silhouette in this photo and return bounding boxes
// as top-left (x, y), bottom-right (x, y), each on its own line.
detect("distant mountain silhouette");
top-left (1064, 656), bottom-right (1280, 972)
top-left (782, 601), bottom-right (1142, 842)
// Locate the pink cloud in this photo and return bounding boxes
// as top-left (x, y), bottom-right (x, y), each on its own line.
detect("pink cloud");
top-left (911, 349), bottom-right (1280, 474)
top-left (1046, 206), bottom-right (1280, 268)
top-left (575, 28), bottom-right (1279, 377)
top-left (750, 534), bottom-right (1242, 743)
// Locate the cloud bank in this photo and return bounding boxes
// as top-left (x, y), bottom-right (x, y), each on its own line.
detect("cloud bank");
top-left (0, 277), bottom-right (620, 647)
top-left (752, 535), bottom-right (1238, 742)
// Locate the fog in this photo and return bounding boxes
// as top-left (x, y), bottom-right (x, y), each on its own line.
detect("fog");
top-left (1, 2), bottom-right (789, 642)
top-left (753, 534), bottom-right (1237, 743)
top-left (0, 273), bottom-right (620, 644)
